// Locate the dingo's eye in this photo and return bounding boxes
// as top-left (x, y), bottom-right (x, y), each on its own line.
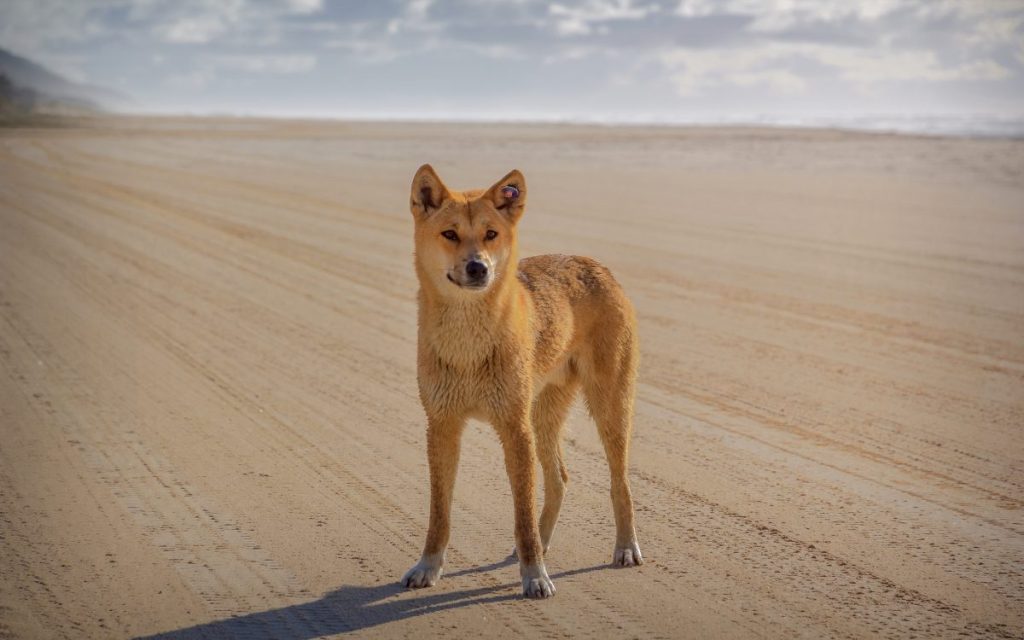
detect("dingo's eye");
top-left (441, 230), bottom-right (459, 242)
top-left (485, 230), bottom-right (498, 241)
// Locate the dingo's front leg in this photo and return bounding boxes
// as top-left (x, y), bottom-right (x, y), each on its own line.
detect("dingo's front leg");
top-left (403, 415), bottom-right (465, 589)
top-left (497, 415), bottom-right (555, 599)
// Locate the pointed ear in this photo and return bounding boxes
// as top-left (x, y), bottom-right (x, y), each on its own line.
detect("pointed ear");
top-left (484, 169), bottom-right (527, 223)
top-left (410, 164), bottom-right (451, 219)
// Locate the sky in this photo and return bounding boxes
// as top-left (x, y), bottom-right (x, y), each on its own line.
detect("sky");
top-left (1, 0), bottom-right (1023, 123)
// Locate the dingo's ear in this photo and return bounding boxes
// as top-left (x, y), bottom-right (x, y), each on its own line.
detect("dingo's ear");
top-left (410, 164), bottom-right (451, 219)
top-left (484, 169), bottom-right (526, 223)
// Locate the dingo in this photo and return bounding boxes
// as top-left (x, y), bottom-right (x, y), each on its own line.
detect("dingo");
top-left (401, 165), bottom-right (643, 599)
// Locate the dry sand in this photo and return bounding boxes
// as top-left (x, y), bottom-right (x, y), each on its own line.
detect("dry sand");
top-left (1, 117), bottom-right (1022, 639)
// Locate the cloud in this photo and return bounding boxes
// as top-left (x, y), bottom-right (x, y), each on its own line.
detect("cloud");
top-left (0, 0), bottom-right (115, 41)
top-left (285, 0), bottom-right (323, 15)
top-left (661, 42), bottom-right (1011, 97)
top-left (549, 0), bottom-right (659, 36)
top-left (673, 0), bottom-right (1024, 47)
top-left (325, 38), bottom-right (400, 63)
top-left (956, 12), bottom-right (1024, 53)
top-left (165, 67), bottom-right (216, 89)
top-left (661, 46), bottom-right (806, 95)
top-left (657, 0), bottom-right (1022, 102)
top-left (811, 47), bottom-right (1010, 83)
top-left (543, 45), bottom-right (602, 64)
top-left (150, 0), bottom-right (330, 45)
top-left (165, 52), bottom-right (316, 91)
top-left (675, 0), bottom-right (910, 27)
top-left (386, 0), bottom-right (439, 35)
top-left (211, 54), bottom-right (317, 73)
top-left (158, 16), bottom-right (233, 44)
top-left (0, 0), bottom-right (1020, 117)
top-left (147, 0), bottom-right (243, 45)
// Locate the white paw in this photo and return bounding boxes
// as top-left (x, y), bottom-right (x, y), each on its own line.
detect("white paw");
top-left (613, 542), bottom-right (643, 567)
top-left (402, 555), bottom-right (443, 589)
top-left (521, 564), bottom-right (556, 599)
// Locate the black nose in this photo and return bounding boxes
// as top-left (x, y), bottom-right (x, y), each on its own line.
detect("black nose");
top-left (466, 260), bottom-right (488, 280)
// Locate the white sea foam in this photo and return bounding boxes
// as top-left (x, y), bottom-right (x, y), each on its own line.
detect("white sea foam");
top-left (143, 107), bottom-right (1024, 139)
top-left (685, 114), bottom-right (1024, 138)
top-left (479, 113), bottom-right (1024, 138)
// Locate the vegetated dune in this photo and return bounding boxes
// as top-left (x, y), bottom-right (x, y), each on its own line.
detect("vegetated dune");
top-left (1, 117), bottom-right (1022, 639)
top-left (0, 47), bottom-right (129, 117)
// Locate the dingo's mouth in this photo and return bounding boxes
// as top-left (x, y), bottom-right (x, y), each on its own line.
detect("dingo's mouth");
top-left (447, 273), bottom-right (488, 290)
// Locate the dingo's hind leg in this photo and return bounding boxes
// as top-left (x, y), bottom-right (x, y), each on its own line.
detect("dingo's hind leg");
top-left (581, 324), bottom-right (643, 567)
top-left (532, 376), bottom-right (579, 553)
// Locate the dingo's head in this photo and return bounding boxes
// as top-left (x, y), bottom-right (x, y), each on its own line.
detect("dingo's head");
top-left (410, 164), bottom-right (526, 296)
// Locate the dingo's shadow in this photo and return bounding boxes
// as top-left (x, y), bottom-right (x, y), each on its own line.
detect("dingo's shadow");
top-left (136, 557), bottom-right (607, 639)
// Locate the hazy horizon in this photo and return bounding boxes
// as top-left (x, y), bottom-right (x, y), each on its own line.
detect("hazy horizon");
top-left (2, 0), bottom-right (1023, 128)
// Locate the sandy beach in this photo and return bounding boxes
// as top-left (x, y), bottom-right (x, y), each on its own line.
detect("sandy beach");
top-left (1, 117), bottom-right (1022, 639)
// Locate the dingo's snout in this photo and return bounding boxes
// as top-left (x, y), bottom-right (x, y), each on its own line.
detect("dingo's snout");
top-left (447, 255), bottom-right (492, 290)
top-left (465, 259), bottom-right (488, 285)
